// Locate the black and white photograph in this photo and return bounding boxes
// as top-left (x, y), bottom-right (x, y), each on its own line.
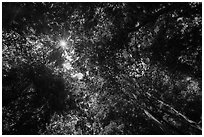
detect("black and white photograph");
top-left (2, 2), bottom-right (202, 135)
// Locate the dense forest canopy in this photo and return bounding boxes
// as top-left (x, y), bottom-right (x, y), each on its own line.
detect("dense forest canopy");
top-left (2, 2), bottom-right (202, 135)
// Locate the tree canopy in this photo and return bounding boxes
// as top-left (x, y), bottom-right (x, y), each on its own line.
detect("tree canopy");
top-left (2, 2), bottom-right (202, 135)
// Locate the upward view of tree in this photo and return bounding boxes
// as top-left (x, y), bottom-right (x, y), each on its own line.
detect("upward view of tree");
top-left (2, 2), bottom-right (202, 135)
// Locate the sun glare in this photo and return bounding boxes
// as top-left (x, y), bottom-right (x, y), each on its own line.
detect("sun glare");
top-left (59, 40), bottom-right (67, 48)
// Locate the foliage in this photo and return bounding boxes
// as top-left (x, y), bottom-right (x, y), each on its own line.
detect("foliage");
top-left (2, 2), bottom-right (202, 135)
